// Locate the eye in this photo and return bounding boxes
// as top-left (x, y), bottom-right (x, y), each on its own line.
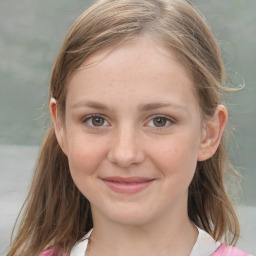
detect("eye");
top-left (82, 115), bottom-right (109, 128)
top-left (147, 115), bottom-right (174, 128)
top-left (152, 116), bottom-right (167, 127)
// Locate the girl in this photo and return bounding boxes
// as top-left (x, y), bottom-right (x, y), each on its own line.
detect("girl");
top-left (7, 0), bottom-right (253, 255)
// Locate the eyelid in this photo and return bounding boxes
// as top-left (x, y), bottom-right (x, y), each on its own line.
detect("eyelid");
top-left (145, 114), bottom-right (176, 128)
top-left (82, 114), bottom-right (110, 128)
top-left (81, 114), bottom-right (176, 130)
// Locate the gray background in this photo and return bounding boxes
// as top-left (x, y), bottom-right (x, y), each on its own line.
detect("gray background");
top-left (0, 0), bottom-right (255, 255)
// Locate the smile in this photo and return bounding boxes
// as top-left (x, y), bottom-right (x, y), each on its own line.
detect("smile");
top-left (101, 176), bottom-right (155, 194)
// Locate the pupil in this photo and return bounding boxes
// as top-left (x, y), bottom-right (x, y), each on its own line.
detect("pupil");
top-left (92, 117), bottom-right (104, 126)
top-left (154, 117), bottom-right (166, 127)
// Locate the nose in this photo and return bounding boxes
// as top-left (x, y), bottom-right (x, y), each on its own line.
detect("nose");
top-left (107, 126), bottom-right (145, 168)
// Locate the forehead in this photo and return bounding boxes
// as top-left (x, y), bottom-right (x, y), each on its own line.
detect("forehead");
top-left (74, 35), bottom-right (193, 79)
top-left (66, 36), bottom-right (199, 111)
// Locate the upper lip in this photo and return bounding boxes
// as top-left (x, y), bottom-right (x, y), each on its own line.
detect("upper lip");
top-left (101, 176), bottom-right (155, 183)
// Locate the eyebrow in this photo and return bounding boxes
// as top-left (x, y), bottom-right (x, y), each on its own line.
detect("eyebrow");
top-left (137, 102), bottom-right (187, 113)
top-left (71, 101), bottom-right (109, 110)
top-left (71, 100), bottom-right (188, 114)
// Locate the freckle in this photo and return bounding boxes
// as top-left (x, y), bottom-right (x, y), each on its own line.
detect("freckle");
top-left (107, 81), bottom-right (114, 87)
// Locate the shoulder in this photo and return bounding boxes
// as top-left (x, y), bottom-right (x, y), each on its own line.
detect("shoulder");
top-left (40, 249), bottom-right (69, 256)
top-left (212, 244), bottom-right (253, 256)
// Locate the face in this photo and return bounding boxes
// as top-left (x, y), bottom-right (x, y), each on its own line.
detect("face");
top-left (52, 36), bottom-right (221, 227)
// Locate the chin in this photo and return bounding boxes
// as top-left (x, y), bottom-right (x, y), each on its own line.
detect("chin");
top-left (104, 207), bottom-right (156, 227)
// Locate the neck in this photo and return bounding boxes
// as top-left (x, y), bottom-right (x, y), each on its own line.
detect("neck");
top-left (87, 210), bottom-right (198, 256)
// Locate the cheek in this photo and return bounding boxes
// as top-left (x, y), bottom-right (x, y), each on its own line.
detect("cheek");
top-left (66, 134), bottom-right (108, 200)
top-left (65, 131), bottom-right (107, 178)
top-left (151, 133), bottom-right (199, 182)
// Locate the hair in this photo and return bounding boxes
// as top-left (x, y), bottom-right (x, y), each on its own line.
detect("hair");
top-left (7, 0), bottom-right (240, 255)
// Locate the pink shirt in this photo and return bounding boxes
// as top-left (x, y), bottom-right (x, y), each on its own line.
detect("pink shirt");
top-left (212, 244), bottom-right (251, 256)
top-left (40, 244), bottom-right (251, 256)
top-left (40, 228), bottom-right (252, 256)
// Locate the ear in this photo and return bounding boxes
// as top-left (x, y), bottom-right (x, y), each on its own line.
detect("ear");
top-left (49, 98), bottom-right (67, 155)
top-left (197, 105), bottom-right (228, 161)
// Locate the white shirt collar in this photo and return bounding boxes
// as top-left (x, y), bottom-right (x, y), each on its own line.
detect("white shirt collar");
top-left (190, 226), bottom-right (220, 256)
top-left (70, 226), bottom-right (220, 256)
top-left (70, 230), bottom-right (92, 256)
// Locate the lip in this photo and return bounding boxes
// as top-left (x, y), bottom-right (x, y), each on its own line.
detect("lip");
top-left (101, 176), bottom-right (155, 194)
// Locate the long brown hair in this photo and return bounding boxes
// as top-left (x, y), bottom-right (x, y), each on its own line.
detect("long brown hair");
top-left (8, 0), bottom-right (240, 255)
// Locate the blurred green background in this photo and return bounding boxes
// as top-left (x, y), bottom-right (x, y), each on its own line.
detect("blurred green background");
top-left (1, 0), bottom-right (255, 206)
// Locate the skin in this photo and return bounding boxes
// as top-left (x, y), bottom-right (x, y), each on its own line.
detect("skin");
top-left (50, 36), bottom-right (227, 256)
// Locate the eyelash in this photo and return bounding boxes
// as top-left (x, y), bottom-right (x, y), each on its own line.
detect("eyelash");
top-left (81, 114), bottom-right (175, 129)
top-left (146, 115), bottom-right (175, 129)
top-left (82, 114), bottom-right (110, 129)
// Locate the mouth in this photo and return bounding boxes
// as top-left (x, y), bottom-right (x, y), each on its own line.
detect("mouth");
top-left (101, 176), bottom-right (156, 194)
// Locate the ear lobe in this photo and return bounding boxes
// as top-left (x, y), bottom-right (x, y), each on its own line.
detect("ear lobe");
top-left (49, 98), bottom-right (67, 155)
top-left (197, 105), bottom-right (228, 161)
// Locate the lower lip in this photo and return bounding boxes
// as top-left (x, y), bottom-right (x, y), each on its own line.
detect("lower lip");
top-left (102, 180), bottom-right (155, 194)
